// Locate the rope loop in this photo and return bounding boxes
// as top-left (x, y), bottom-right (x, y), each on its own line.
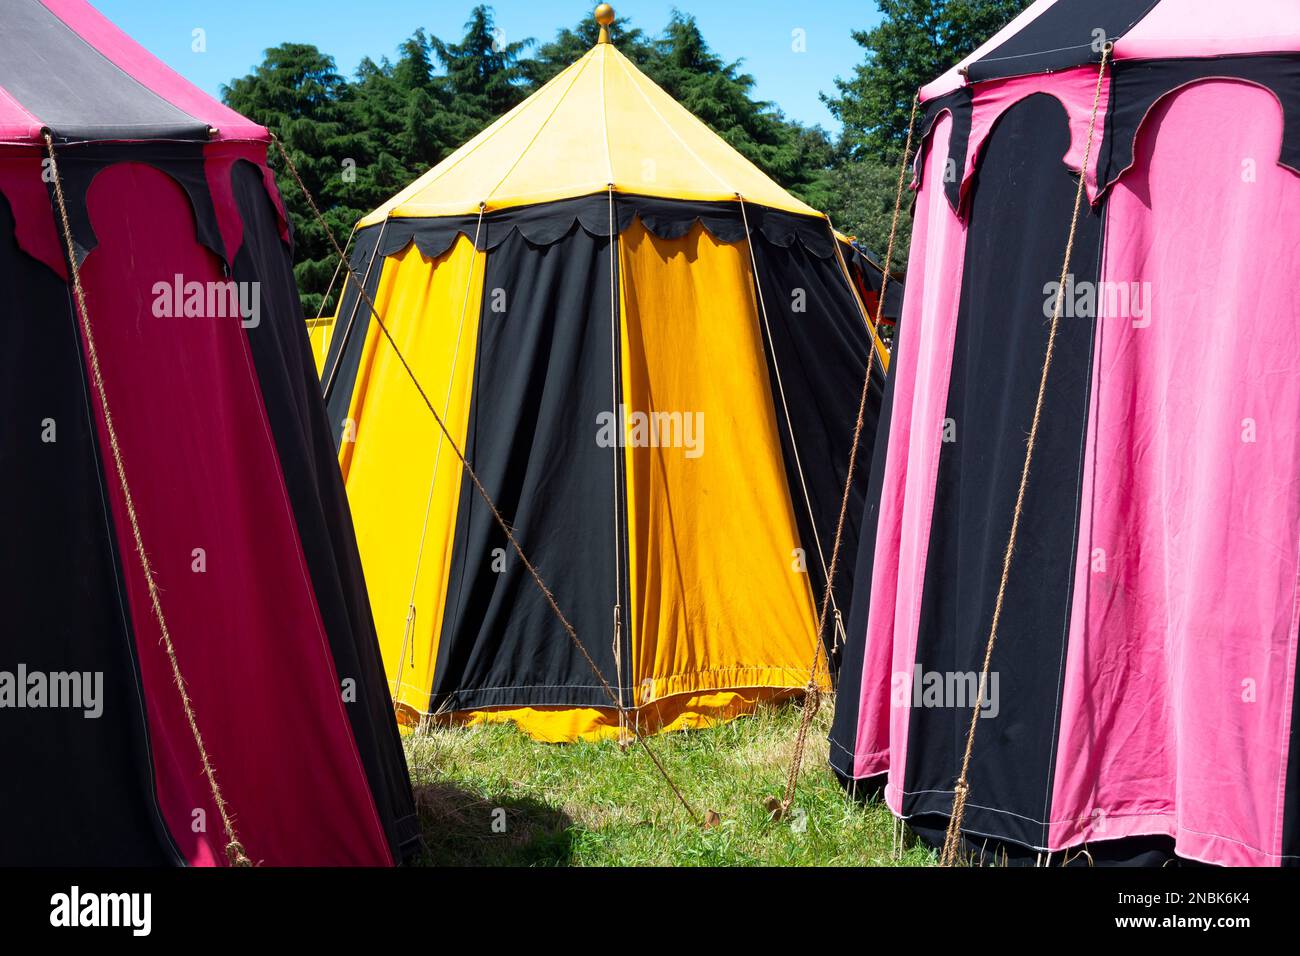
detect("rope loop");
top-left (225, 841), bottom-right (254, 867)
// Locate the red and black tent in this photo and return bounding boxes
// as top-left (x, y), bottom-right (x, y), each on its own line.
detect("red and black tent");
top-left (0, 0), bottom-right (417, 865)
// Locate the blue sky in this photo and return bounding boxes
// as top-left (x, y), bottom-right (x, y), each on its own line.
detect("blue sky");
top-left (94, 0), bottom-right (883, 133)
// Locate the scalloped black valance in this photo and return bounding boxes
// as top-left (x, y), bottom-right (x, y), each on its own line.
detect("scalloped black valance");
top-left (354, 193), bottom-right (839, 265)
top-left (915, 53), bottom-right (1300, 217)
top-left (48, 142), bottom-right (226, 266)
top-left (912, 88), bottom-right (973, 214)
top-left (1098, 54), bottom-right (1300, 191)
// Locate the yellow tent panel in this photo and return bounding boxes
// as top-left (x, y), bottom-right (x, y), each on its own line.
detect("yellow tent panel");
top-left (336, 237), bottom-right (485, 719)
top-left (620, 221), bottom-right (826, 707)
top-left (307, 315), bottom-right (335, 376)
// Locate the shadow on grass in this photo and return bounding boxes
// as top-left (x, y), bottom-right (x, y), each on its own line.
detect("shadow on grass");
top-left (410, 781), bottom-right (576, 867)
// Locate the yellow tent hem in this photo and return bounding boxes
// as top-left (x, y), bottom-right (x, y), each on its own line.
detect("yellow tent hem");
top-left (394, 686), bottom-right (818, 744)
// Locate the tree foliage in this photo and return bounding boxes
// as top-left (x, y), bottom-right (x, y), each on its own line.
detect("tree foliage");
top-left (223, 43), bottom-right (368, 315)
top-left (825, 0), bottom-right (1032, 161)
top-left (819, 0), bottom-right (1030, 269)
top-left (223, 3), bottom-right (1029, 309)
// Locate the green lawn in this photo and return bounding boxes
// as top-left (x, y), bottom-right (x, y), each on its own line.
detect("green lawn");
top-left (403, 699), bottom-right (936, 866)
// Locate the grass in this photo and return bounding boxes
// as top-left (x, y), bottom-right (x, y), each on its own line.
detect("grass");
top-left (403, 698), bottom-right (936, 866)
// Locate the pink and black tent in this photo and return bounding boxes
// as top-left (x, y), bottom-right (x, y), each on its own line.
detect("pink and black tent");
top-left (0, 0), bottom-right (417, 865)
top-left (831, 0), bottom-right (1300, 866)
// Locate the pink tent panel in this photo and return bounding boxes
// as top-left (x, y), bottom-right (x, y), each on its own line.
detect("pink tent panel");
top-left (1050, 79), bottom-right (1300, 866)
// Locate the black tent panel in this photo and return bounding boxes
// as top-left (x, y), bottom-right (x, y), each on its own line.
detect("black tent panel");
top-left (0, 191), bottom-right (177, 865)
top-left (828, 316), bottom-right (903, 777)
top-left (229, 162), bottom-right (421, 863)
top-left (432, 224), bottom-right (626, 711)
top-left (908, 816), bottom-right (1182, 866)
top-left (750, 233), bottom-right (882, 665)
top-left (901, 94), bottom-right (1103, 849)
top-left (968, 0), bottom-right (1161, 84)
top-left (323, 226), bottom-right (387, 444)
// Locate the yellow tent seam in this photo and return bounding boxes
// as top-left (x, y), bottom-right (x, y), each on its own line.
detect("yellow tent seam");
top-left (483, 48), bottom-right (598, 207)
top-left (599, 45), bottom-right (615, 186)
top-left (611, 48), bottom-right (734, 197)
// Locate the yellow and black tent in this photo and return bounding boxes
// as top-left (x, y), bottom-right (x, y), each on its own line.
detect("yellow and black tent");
top-left (316, 7), bottom-right (891, 742)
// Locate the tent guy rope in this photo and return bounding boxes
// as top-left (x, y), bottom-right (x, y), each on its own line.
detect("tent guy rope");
top-left (769, 94), bottom-right (919, 821)
top-left (321, 217), bottom-right (390, 398)
top-left (739, 197), bottom-right (841, 623)
top-left (308, 222), bottom-right (355, 359)
top-left (606, 184), bottom-right (629, 746)
top-left (939, 43), bottom-right (1112, 867)
top-left (271, 134), bottom-right (704, 827)
top-left (43, 131), bottom-right (253, 868)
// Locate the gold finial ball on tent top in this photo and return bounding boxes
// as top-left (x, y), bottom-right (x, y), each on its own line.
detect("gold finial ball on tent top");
top-left (595, 4), bottom-right (616, 43)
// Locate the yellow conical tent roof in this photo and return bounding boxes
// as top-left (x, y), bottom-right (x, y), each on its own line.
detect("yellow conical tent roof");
top-left (358, 36), bottom-right (822, 226)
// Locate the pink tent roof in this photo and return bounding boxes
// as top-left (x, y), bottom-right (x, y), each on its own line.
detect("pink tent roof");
top-left (922, 0), bottom-right (1300, 102)
top-left (0, 0), bottom-right (266, 144)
